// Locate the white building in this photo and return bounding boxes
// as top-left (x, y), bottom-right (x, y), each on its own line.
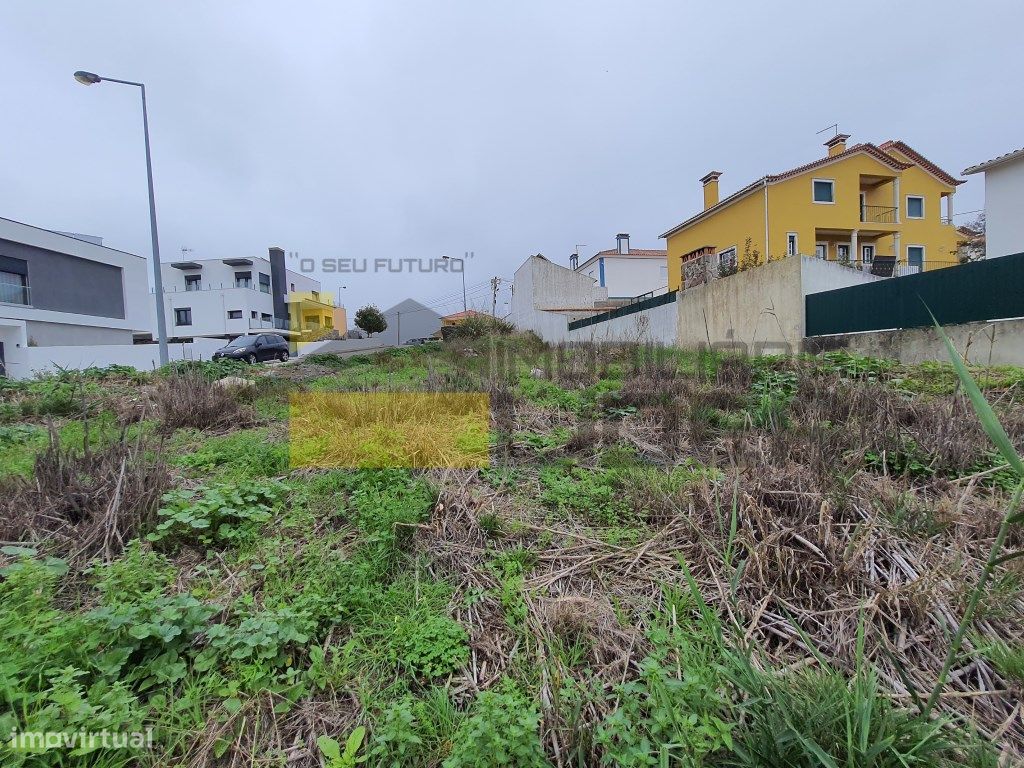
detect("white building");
top-left (571, 233), bottom-right (668, 300)
top-left (0, 216), bottom-right (150, 376)
top-left (510, 254), bottom-right (607, 340)
top-left (158, 248), bottom-right (324, 341)
top-left (963, 147), bottom-right (1024, 259)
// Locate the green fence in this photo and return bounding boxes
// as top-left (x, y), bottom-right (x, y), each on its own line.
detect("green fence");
top-left (805, 252), bottom-right (1024, 337)
top-left (568, 290), bottom-right (677, 331)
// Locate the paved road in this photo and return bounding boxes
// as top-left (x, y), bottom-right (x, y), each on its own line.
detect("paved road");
top-left (298, 339), bottom-right (397, 358)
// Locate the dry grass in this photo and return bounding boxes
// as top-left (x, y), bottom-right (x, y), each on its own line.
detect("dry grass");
top-left (152, 370), bottom-right (255, 434)
top-left (0, 423), bottom-right (170, 567)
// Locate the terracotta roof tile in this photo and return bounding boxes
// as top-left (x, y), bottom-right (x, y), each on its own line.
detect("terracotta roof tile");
top-left (880, 140), bottom-right (965, 186)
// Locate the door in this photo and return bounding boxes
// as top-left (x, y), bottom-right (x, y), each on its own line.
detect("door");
top-left (255, 335), bottom-right (270, 361)
top-left (837, 244), bottom-right (851, 264)
top-left (861, 245), bottom-right (875, 268)
top-left (815, 243), bottom-right (827, 260)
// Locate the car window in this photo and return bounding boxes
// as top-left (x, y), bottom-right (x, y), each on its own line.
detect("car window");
top-left (226, 335), bottom-right (259, 347)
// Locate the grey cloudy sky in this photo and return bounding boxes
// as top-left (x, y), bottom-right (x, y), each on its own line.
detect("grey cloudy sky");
top-left (1, 1), bottom-right (1020, 317)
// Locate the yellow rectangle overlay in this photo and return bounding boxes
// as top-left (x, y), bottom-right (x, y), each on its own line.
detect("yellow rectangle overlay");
top-left (289, 392), bottom-right (490, 469)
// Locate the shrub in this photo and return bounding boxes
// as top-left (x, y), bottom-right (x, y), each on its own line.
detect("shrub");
top-left (149, 479), bottom-right (288, 550)
top-left (442, 684), bottom-right (547, 768)
top-left (152, 370), bottom-right (255, 433)
top-left (445, 315), bottom-right (514, 340)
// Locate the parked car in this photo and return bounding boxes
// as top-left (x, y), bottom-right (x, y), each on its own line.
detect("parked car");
top-left (212, 334), bottom-right (290, 364)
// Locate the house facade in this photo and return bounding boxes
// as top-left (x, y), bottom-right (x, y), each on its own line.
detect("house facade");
top-left (572, 233), bottom-right (668, 299)
top-left (963, 147), bottom-right (1024, 260)
top-left (158, 247), bottom-right (328, 341)
top-left (662, 136), bottom-right (964, 291)
top-left (0, 216), bottom-right (150, 375)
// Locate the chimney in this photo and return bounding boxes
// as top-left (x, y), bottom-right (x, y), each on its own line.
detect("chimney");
top-left (700, 172), bottom-right (722, 210)
top-left (824, 133), bottom-right (850, 157)
top-left (615, 233), bottom-right (630, 254)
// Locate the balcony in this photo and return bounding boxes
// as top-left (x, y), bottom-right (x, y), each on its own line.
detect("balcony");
top-left (249, 317), bottom-right (291, 331)
top-left (860, 205), bottom-right (897, 224)
top-left (0, 283), bottom-right (31, 306)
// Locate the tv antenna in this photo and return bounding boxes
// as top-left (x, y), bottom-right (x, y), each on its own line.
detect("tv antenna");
top-left (180, 246), bottom-right (193, 257)
top-left (816, 123), bottom-right (840, 137)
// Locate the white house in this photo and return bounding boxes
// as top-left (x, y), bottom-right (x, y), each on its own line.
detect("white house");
top-left (0, 216), bottom-right (150, 377)
top-left (963, 147), bottom-right (1024, 259)
top-left (571, 233), bottom-right (668, 300)
top-left (510, 254), bottom-right (607, 340)
top-left (157, 248), bottom-right (324, 341)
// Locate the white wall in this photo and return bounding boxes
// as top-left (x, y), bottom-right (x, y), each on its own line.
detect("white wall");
top-left (5, 337), bottom-right (226, 380)
top-left (565, 300), bottom-right (677, 345)
top-left (985, 155), bottom-right (1024, 259)
top-left (511, 255), bottom-right (607, 338)
top-left (801, 256), bottom-right (886, 295)
top-left (579, 256), bottom-right (668, 299)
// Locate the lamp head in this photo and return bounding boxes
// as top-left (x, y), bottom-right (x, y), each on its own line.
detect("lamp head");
top-left (74, 71), bottom-right (102, 85)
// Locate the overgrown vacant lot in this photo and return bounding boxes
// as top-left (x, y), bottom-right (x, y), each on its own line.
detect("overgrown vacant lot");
top-left (2, 339), bottom-right (1024, 767)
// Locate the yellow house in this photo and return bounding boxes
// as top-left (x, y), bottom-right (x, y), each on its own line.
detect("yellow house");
top-left (661, 135), bottom-right (965, 290)
top-left (287, 290), bottom-right (336, 340)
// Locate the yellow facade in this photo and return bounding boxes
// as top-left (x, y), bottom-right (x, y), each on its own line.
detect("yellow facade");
top-left (663, 139), bottom-right (964, 291)
top-left (287, 291), bottom-right (335, 340)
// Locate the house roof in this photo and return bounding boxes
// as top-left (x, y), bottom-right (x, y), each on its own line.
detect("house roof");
top-left (878, 140), bottom-right (965, 186)
top-left (660, 140), bottom-right (963, 239)
top-left (963, 146), bottom-right (1024, 175)
top-left (575, 248), bottom-right (667, 271)
top-left (442, 309), bottom-right (486, 321)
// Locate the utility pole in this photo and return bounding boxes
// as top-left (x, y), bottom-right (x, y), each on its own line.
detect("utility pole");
top-left (396, 311), bottom-right (400, 344)
top-left (490, 276), bottom-right (501, 317)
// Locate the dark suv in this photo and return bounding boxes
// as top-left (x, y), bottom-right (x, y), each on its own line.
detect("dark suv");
top-left (212, 334), bottom-right (290, 364)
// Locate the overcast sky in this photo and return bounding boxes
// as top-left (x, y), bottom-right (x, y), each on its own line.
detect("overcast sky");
top-left (1, 1), bottom-right (1019, 317)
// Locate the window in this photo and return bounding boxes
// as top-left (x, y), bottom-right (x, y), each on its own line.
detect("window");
top-left (907, 245), bottom-right (925, 269)
top-left (815, 243), bottom-right (827, 259)
top-left (837, 244), bottom-right (850, 263)
top-left (311, 290), bottom-right (320, 301)
top-left (261, 313), bottom-right (272, 322)
top-left (786, 233), bottom-right (798, 256)
top-left (0, 270), bottom-right (29, 305)
top-left (174, 308), bottom-right (193, 326)
top-left (251, 310), bottom-right (257, 319)
top-left (184, 274), bottom-right (201, 291)
top-left (234, 271), bottom-right (252, 288)
top-left (718, 247), bottom-right (737, 270)
top-left (259, 273), bottom-right (271, 294)
top-left (906, 196), bottom-right (924, 219)
top-left (812, 179), bottom-right (835, 203)
top-left (861, 245), bottom-right (875, 264)
top-left (290, 282), bottom-right (295, 292)
top-left (227, 310), bottom-right (242, 319)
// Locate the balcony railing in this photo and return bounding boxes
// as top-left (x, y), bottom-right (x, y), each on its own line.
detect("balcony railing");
top-left (860, 205), bottom-right (898, 224)
top-left (249, 317), bottom-right (291, 331)
top-left (833, 258), bottom-right (960, 278)
top-left (0, 283), bottom-right (31, 305)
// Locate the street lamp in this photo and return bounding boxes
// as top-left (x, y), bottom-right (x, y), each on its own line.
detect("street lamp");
top-left (74, 70), bottom-right (169, 366)
top-left (441, 255), bottom-right (467, 313)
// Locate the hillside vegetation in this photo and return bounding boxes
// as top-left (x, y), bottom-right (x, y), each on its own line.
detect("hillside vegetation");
top-left (1, 339), bottom-right (1023, 767)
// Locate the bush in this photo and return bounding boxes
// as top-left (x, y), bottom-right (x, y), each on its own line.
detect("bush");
top-left (444, 315), bottom-right (514, 340)
top-left (152, 370), bottom-right (255, 433)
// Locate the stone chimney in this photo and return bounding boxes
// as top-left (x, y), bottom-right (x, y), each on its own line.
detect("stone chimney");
top-left (700, 172), bottom-right (722, 210)
top-left (615, 233), bottom-right (630, 254)
top-left (825, 134), bottom-right (850, 157)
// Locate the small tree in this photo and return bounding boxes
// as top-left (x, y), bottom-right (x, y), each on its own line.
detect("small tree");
top-left (738, 237), bottom-right (761, 272)
top-left (955, 212), bottom-right (986, 262)
top-left (354, 305), bottom-right (387, 337)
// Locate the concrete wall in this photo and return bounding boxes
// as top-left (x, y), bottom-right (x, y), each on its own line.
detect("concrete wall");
top-left (677, 254), bottom-right (804, 353)
top-left (804, 317), bottom-right (1024, 366)
top-left (511, 255), bottom-right (607, 341)
top-left (985, 154), bottom-right (1024, 259)
top-left (566, 299), bottom-right (677, 345)
top-left (4, 337), bottom-right (226, 380)
top-left (801, 255), bottom-right (886, 295)
top-left (25, 321), bottom-right (133, 346)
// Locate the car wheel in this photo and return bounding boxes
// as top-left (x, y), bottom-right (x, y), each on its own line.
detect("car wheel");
top-left (247, 354), bottom-right (257, 365)
top-left (279, 351), bottom-right (289, 362)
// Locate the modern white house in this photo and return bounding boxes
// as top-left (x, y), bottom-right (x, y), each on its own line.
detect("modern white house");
top-left (963, 147), bottom-right (1024, 259)
top-left (0, 216), bottom-right (150, 377)
top-left (157, 247), bottom-right (328, 341)
top-left (570, 233), bottom-right (668, 300)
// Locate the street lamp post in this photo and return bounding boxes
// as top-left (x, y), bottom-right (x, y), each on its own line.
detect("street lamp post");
top-left (441, 255), bottom-right (467, 313)
top-left (74, 70), bottom-right (169, 366)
